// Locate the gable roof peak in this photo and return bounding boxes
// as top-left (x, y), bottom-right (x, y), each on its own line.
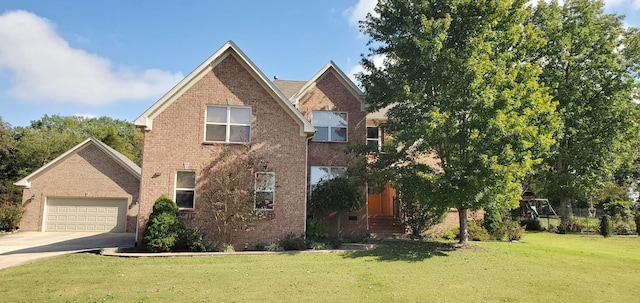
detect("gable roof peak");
top-left (14, 137), bottom-right (141, 188)
top-left (290, 61), bottom-right (365, 111)
top-left (134, 40), bottom-right (314, 137)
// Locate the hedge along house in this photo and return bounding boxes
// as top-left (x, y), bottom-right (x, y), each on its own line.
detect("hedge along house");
top-left (14, 137), bottom-right (141, 233)
top-left (134, 41), bottom-right (315, 247)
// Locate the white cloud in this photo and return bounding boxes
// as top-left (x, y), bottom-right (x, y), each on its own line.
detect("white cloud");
top-left (0, 10), bottom-right (183, 106)
top-left (604, 0), bottom-right (640, 10)
top-left (343, 0), bottom-right (378, 27)
top-left (347, 54), bottom-right (386, 85)
top-left (74, 113), bottom-right (97, 120)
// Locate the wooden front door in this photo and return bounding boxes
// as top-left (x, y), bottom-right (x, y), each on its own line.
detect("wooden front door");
top-left (368, 182), bottom-right (395, 216)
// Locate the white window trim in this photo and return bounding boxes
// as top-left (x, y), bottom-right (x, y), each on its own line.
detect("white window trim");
top-left (205, 105), bottom-right (252, 143)
top-left (254, 172), bottom-right (275, 210)
top-left (174, 170), bottom-right (196, 210)
top-left (312, 111), bottom-right (348, 142)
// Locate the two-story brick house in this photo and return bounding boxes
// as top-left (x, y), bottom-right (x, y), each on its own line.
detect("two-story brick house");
top-left (14, 41), bottom-right (402, 245)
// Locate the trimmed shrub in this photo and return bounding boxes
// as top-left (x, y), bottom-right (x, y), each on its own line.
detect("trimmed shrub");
top-left (278, 233), bottom-right (307, 251)
top-left (266, 243), bottom-right (283, 252)
top-left (142, 195), bottom-right (185, 252)
top-left (467, 220), bottom-right (491, 241)
top-left (635, 212), bottom-right (640, 236)
top-left (176, 227), bottom-right (211, 252)
top-left (600, 215), bottom-right (612, 238)
top-left (504, 220), bottom-right (525, 241)
top-left (0, 202), bottom-right (25, 232)
top-left (402, 200), bottom-right (447, 237)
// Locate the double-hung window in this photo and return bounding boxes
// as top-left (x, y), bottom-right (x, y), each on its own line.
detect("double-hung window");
top-left (367, 127), bottom-right (382, 150)
top-left (312, 111), bottom-right (347, 142)
top-left (175, 171), bottom-right (195, 209)
top-left (205, 105), bottom-right (251, 143)
top-left (310, 166), bottom-right (347, 190)
top-left (255, 172), bottom-right (275, 210)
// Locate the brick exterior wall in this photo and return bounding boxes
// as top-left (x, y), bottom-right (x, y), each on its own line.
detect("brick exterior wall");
top-left (296, 70), bottom-right (368, 236)
top-left (19, 144), bottom-right (139, 232)
top-left (138, 54), bottom-right (309, 248)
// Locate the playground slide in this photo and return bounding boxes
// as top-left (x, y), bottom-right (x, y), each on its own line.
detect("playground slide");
top-left (525, 202), bottom-right (540, 219)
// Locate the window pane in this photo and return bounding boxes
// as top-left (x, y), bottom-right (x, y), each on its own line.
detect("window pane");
top-left (332, 113), bottom-right (348, 127)
top-left (230, 107), bottom-right (251, 124)
top-left (367, 139), bottom-right (379, 149)
top-left (176, 190), bottom-right (194, 208)
top-left (311, 166), bottom-right (331, 186)
top-left (367, 127), bottom-right (379, 139)
top-left (205, 125), bottom-right (226, 141)
top-left (229, 126), bottom-right (250, 143)
top-left (311, 111), bottom-right (330, 126)
top-left (206, 106), bottom-right (227, 123)
top-left (313, 127), bottom-right (328, 141)
top-left (331, 127), bottom-right (347, 142)
top-left (255, 192), bottom-right (274, 210)
top-left (176, 171), bottom-right (195, 188)
top-left (256, 172), bottom-right (275, 191)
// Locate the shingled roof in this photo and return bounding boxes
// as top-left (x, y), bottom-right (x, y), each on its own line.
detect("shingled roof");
top-left (273, 79), bottom-right (306, 99)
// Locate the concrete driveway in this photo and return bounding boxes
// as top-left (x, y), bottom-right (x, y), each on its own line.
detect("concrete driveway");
top-left (0, 232), bottom-right (135, 270)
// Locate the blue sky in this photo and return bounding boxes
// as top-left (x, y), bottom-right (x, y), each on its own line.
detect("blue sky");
top-left (0, 0), bottom-right (638, 127)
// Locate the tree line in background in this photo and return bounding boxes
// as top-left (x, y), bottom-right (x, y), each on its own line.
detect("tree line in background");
top-left (359, 0), bottom-right (640, 243)
top-left (0, 114), bottom-right (143, 204)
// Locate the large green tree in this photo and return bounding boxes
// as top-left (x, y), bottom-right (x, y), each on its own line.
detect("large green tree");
top-left (0, 117), bottom-right (21, 203)
top-left (12, 115), bottom-right (143, 177)
top-left (359, 0), bottom-right (559, 243)
top-left (527, 0), bottom-right (640, 210)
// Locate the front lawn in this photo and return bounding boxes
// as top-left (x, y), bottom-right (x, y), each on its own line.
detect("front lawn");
top-left (0, 232), bottom-right (638, 302)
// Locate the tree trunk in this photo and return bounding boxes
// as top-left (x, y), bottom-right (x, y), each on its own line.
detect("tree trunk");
top-left (458, 208), bottom-right (468, 244)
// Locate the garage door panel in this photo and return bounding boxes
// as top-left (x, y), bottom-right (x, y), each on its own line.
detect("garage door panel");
top-left (46, 198), bottom-right (126, 232)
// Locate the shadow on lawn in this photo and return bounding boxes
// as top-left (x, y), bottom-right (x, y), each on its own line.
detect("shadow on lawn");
top-left (342, 240), bottom-right (456, 262)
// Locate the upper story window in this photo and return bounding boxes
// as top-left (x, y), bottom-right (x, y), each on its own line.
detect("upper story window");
top-left (175, 170), bottom-right (196, 209)
top-left (310, 166), bottom-right (347, 190)
top-left (255, 172), bottom-right (275, 210)
top-left (367, 127), bottom-right (382, 151)
top-left (311, 111), bottom-right (347, 142)
top-left (205, 105), bottom-right (251, 143)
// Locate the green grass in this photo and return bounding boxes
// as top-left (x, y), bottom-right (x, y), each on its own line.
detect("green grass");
top-left (1, 232), bottom-right (639, 302)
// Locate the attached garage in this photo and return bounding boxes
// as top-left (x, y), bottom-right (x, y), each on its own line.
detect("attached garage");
top-left (45, 198), bottom-right (127, 232)
top-left (15, 138), bottom-right (141, 233)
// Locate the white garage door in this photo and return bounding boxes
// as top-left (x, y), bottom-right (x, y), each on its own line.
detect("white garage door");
top-left (45, 198), bottom-right (127, 232)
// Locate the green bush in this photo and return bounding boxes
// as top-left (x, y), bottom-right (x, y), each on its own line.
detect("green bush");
top-left (600, 215), bottom-right (612, 238)
top-left (309, 177), bottom-right (362, 213)
top-left (483, 207), bottom-right (504, 238)
top-left (504, 220), bottom-right (525, 241)
top-left (305, 219), bottom-right (328, 243)
top-left (635, 212), bottom-right (640, 236)
top-left (0, 202), bottom-right (24, 232)
top-left (266, 243), bottom-right (283, 251)
top-left (442, 229), bottom-right (457, 240)
top-left (176, 227), bottom-right (211, 252)
top-left (467, 220), bottom-right (491, 241)
top-left (403, 200), bottom-right (447, 237)
top-left (613, 222), bottom-right (633, 235)
top-left (142, 195), bottom-right (185, 252)
top-left (278, 233), bottom-right (307, 251)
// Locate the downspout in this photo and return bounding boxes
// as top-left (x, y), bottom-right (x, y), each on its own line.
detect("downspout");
top-left (135, 199), bottom-right (140, 247)
top-left (304, 136), bottom-right (312, 237)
